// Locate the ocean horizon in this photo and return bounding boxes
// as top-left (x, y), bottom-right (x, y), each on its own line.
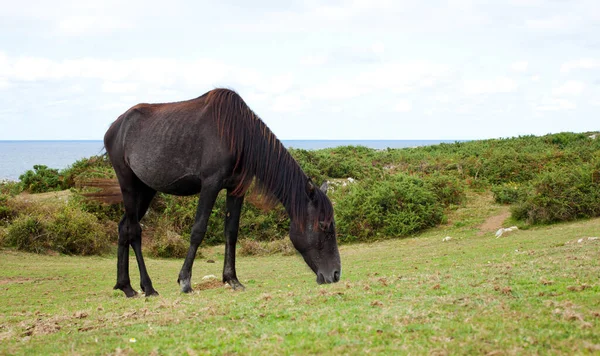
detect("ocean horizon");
top-left (0, 139), bottom-right (461, 181)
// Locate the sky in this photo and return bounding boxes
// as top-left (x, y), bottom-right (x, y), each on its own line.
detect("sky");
top-left (0, 0), bottom-right (599, 140)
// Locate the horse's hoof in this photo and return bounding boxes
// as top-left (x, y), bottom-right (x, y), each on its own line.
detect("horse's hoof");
top-left (144, 289), bottom-right (159, 297)
top-left (124, 288), bottom-right (138, 298)
top-left (179, 280), bottom-right (193, 293)
top-left (115, 284), bottom-right (138, 298)
top-left (227, 280), bottom-right (246, 291)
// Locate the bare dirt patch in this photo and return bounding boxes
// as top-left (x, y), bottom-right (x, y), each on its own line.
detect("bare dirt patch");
top-left (0, 277), bottom-right (32, 285)
top-left (193, 279), bottom-right (226, 291)
top-left (478, 209), bottom-right (511, 236)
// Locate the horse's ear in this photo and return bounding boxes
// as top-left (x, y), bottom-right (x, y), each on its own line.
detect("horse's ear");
top-left (319, 181), bottom-right (329, 195)
top-left (306, 179), bottom-right (316, 199)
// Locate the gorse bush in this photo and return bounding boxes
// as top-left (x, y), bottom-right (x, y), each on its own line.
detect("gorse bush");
top-left (491, 182), bottom-right (528, 204)
top-left (511, 165), bottom-right (600, 224)
top-left (422, 172), bottom-right (466, 206)
top-left (4, 131), bottom-right (600, 257)
top-left (0, 194), bottom-right (17, 226)
top-left (4, 206), bottom-right (111, 255)
top-left (334, 174), bottom-right (444, 242)
top-left (19, 165), bottom-right (66, 193)
top-left (145, 225), bottom-right (190, 259)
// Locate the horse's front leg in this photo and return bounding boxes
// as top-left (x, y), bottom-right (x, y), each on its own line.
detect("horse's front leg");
top-left (223, 192), bottom-right (245, 290)
top-left (177, 184), bottom-right (221, 293)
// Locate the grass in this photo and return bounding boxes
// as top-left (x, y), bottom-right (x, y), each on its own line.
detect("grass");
top-left (1, 195), bottom-right (599, 355)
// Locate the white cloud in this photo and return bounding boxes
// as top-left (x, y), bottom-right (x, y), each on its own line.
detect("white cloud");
top-left (306, 82), bottom-right (365, 100)
top-left (560, 58), bottom-right (600, 73)
top-left (102, 81), bottom-right (139, 94)
top-left (57, 15), bottom-right (132, 36)
top-left (0, 78), bottom-right (10, 90)
top-left (552, 80), bottom-right (585, 96)
top-left (535, 98), bottom-right (577, 111)
top-left (270, 94), bottom-right (309, 113)
top-left (300, 55), bottom-right (328, 67)
top-left (394, 99), bottom-right (412, 112)
top-left (510, 61), bottom-right (529, 73)
top-left (463, 77), bottom-right (517, 95)
top-left (525, 16), bottom-right (574, 31)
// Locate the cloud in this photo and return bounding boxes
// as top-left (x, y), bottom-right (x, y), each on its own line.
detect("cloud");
top-left (552, 80), bottom-right (585, 96)
top-left (394, 99), bottom-right (412, 112)
top-left (56, 15), bottom-right (132, 36)
top-left (102, 81), bottom-right (139, 94)
top-left (463, 77), bottom-right (518, 95)
top-left (535, 98), bottom-right (576, 111)
top-left (510, 61), bottom-right (529, 73)
top-left (560, 58), bottom-right (600, 73)
top-left (271, 94), bottom-right (309, 113)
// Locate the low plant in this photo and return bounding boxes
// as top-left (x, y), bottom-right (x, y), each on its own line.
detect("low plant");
top-left (491, 182), bottom-right (528, 204)
top-left (4, 206), bottom-right (111, 255)
top-left (512, 166), bottom-right (600, 224)
top-left (19, 165), bottom-right (66, 193)
top-left (334, 174), bottom-right (444, 242)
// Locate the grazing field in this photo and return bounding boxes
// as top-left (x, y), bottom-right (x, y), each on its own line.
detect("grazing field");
top-left (1, 196), bottom-right (599, 355)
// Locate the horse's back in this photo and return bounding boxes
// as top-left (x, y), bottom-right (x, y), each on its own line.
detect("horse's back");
top-left (105, 96), bottom-right (235, 195)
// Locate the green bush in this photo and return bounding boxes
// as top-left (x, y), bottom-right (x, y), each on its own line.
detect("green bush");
top-left (4, 206), bottom-right (111, 255)
top-left (0, 194), bottom-right (17, 226)
top-left (511, 166), bottom-right (600, 224)
top-left (491, 182), bottom-right (528, 204)
top-left (68, 191), bottom-right (123, 222)
top-left (19, 165), bottom-right (66, 193)
top-left (62, 155), bottom-right (115, 188)
top-left (4, 216), bottom-right (48, 253)
top-left (0, 180), bottom-right (23, 196)
top-left (146, 226), bottom-right (190, 258)
top-left (422, 173), bottom-right (466, 206)
top-left (334, 174), bottom-right (444, 242)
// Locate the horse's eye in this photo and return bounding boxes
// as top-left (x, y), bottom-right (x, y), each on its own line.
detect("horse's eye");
top-left (318, 221), bottom-right (329, 231)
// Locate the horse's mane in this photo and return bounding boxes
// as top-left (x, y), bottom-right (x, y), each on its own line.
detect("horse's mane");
top-left (205, 88), bottom-right (333, 227)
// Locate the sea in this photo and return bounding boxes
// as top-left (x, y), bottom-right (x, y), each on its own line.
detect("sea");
top-left (0, 140), bottom-right (458, 181)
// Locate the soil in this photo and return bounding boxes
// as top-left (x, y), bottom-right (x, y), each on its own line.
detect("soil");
top-left (478, 209), bottom-right (511, 236)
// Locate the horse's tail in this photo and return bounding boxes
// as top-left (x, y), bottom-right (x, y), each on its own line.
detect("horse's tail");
top-left (78, 178), bottom-right (122, 204)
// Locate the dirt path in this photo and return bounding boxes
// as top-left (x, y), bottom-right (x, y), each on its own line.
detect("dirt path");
top-left (478, 209), bottom-right (511, 236)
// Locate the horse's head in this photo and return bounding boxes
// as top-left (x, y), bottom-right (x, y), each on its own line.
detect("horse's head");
top-left (289, 181), bottom-right (341, 285)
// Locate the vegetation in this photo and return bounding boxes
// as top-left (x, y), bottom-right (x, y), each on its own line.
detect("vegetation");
top-left (0, 214), bottom-right (598, 354)
top-left (1, 131), bottom-right (599, 354)
top-left (0, 131), bottom-right (599, 257)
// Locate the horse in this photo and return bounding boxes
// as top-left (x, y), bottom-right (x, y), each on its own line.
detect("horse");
top-left (104, 88), bottom-right (341, 297)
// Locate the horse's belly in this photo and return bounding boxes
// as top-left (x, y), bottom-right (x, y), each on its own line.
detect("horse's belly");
top-left (129, 155), bottom-right (204, 196)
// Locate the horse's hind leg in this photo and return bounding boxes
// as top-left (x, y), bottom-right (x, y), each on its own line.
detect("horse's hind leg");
top-left (223, 192), bottom-right (245, 290)
top-left (114, 170), bottom-right (157, 297)
top-left (131, 184), bottom-right (157, 296)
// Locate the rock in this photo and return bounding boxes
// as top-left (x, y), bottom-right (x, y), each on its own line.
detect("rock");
top-left (442, 236), bottom-right (452, 242)
top-left (202, 275), bottom-right (218, 280)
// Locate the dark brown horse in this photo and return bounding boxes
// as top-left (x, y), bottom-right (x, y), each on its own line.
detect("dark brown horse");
top-left (104, 88), bottom-right (341, 297)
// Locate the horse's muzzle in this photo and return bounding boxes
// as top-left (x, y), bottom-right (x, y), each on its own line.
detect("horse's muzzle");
top-left (317, 270), bottom-right (341, 284)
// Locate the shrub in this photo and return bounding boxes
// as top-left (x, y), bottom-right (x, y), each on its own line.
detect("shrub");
top-left (239, 238), bottom-right (296, 256)
top-left (0, 180), bottom-right (23, 196)
top-left (62, 155), bottom-right (115, 188)
top-left (511, 166), bottom-right (600, 224)
top-left (422, 173), bottom-right (466, 206)
top-left (4, 206), bottom-right (111, 255)
top-left (491, 182), bottom-right (529, 204)
top-left (68, 191), bottom-right (123, 223)
top-left (4, 216), bottom-right (48, 253)
top-left (0, 194), bottom-right (17, 226)
top-left (146, 227), bottom-right (190, 259)
top-left (334, 174), bottom-right (445, 242)
top-left (19, 165), bottom-right (66, 193)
